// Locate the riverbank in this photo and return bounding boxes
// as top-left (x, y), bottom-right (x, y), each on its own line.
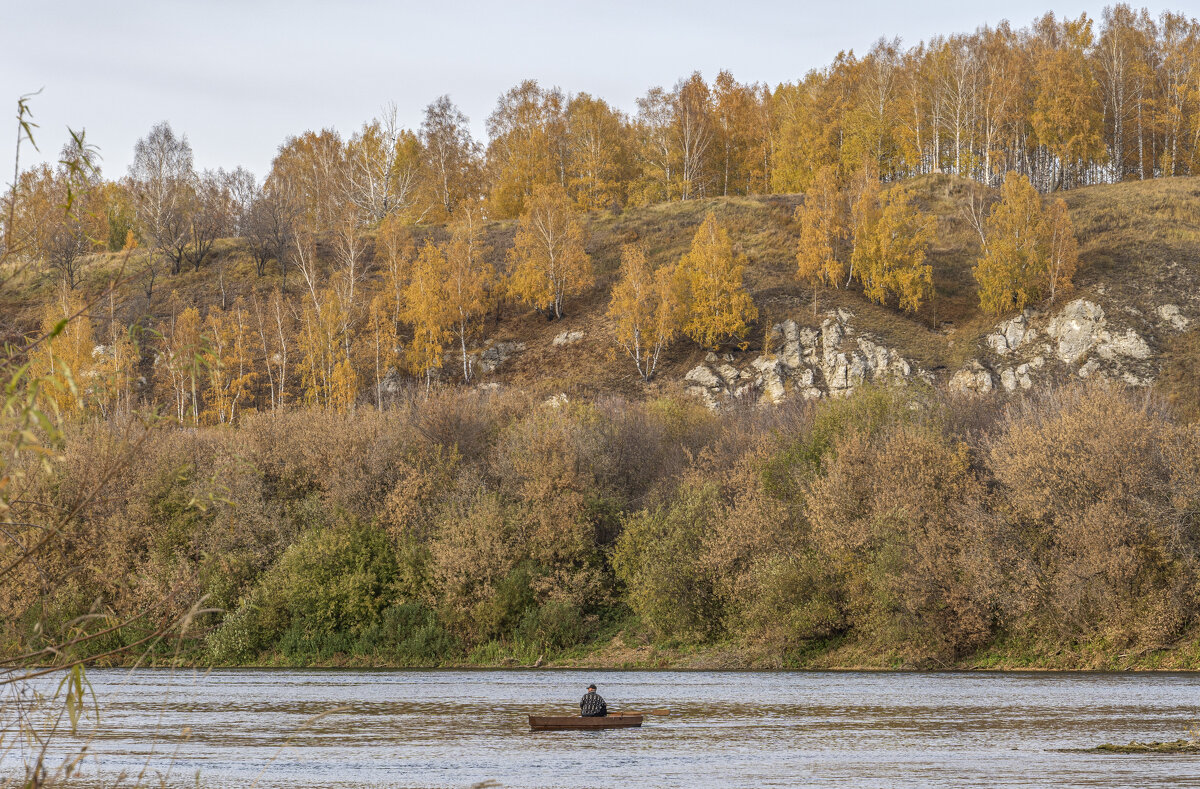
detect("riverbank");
top-left (50, 628), bottom-right (1200, 673)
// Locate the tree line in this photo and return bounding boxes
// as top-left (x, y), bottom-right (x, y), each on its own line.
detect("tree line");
top-left (9, 5), bottom-right (1200, 248)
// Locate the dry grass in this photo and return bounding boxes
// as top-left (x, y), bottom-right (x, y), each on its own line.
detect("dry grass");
top-left (6, 177), bottom-right (1199, 402)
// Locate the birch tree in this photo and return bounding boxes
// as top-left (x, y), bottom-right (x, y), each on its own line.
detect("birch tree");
top-left (507, 183), bottom-right (592, 319)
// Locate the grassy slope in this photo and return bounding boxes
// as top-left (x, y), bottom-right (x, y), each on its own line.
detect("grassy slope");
top-left (5, 174), bottom-right (1200, 401)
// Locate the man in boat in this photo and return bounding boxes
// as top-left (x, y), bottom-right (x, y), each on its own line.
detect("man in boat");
top-left (580, 684), bottom-right (607, 717)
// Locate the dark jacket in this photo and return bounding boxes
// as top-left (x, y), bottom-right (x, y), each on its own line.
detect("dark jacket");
top-left (580, 691), bottom-right (608, 717)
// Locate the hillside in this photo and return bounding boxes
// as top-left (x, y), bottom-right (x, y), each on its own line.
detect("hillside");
top-left (6, 177), bottom-right (1200, 672)
top-left (4, 175), bottom-right (1199, 410)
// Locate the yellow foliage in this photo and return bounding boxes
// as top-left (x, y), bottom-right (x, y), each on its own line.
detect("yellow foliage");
top-left (402, 242), bottom-right (454, 386)
top-left (676, 212), bottom-right (758, 350)
top-left (445, 208), bottom-right (496, 381)
top-left (795, 166), bottom-right (848, 294)
top-left (974, 172), bottom-right (1080, 315)
top-left (608, 244), bottom-right (682, 381)
top-left (507, 183), bottom-right (593, 320)
top-left (35, 291), bottom-right (95, 414)
top-left (203, 299), bottom-right (257, 424)
top-left (297, 288), bottom-right (356, 412)
top-left (158, 302), bottom-right (206, 424)
top-left (851, 185), bottom-right (934, 313)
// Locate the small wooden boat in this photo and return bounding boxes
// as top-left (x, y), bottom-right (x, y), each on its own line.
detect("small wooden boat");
top-left (528, 712), bottom-right (644, 731)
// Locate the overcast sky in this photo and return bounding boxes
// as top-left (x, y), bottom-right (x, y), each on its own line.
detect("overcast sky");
top-left (4, 0), bottom-right (1129, 181)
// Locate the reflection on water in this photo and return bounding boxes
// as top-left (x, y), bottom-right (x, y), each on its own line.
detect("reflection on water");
top-left (5, 668), bottom-right (1200, 787)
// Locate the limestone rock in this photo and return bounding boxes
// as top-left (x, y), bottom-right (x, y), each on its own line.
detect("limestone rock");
top-left (1158, 304), bottom-right (1191, 331)
top-left (949, 362), bottom-right (994, 395)
top-left (986, 312), bottom-right (1037, 355)
top-left (1098, 329), bottom-right (1151, 361)
top-left (682, 309), bottom-right (924, 408)
top-left (684, 365), bottom-right (722, 390)
top-left (479, 341), bottom-right (526, 373)
top-left (552, 330), bottom-right (584, 347)
top-left (1047, 299), bottom-right (1106, 363)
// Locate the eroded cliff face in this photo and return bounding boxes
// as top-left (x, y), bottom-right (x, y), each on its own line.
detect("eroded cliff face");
top-left (680, 298), bottom-right (1195, 408)
top-left (683, 310), bottom-right (930, 407)
top-left (948, 297), bottom-right (1191, 396)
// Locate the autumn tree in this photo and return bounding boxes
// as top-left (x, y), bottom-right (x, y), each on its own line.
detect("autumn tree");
top-left (794, 166), bottom-right (848, 309)
top-left (34, 291), bottom-right (96, 413)
top-left (674, 72), bottom-right (714, 200)
top-left (243, 178), bottom-right (299, 278)
top-left (851, 185), bottom-right (934, 313)
top-left (676, 212), bottom-right (757, 349)
top-left (843, 39), bottom-right (905, 179)
top-left (1030, 13), bottom-right (1105, 189)
top-left (419, 96), bottom-right (481, 221)
top-left (345, 104), bottom-right (423, 223)
top-left (565, 93), bottom-right (631, 209)
top-left (712, 70), bottom-right (765, 196)
top-left (486, 80), bottom-right (567, 217)
top-left (975, 172), bottom-right (1078, 314)
top-left (444, 208), bottom-right (495, 381)
top-left (403, 242), bottom-right (454, 390)
top-left (632, 86), bottom-right (676, 204)
top-left (250, 289), bottom-right (291, 411)
top-left (17, 165), bottom-right (95, 290)
top-left (159, 302), bottom-right (206, 424)
top-left (204, 299), bottom-right (256, 424)
top-left (507, 183), bottom-right (592, 320)
top-left (269, 129), bottom-right (347, 234)
top-left (608, 244), bottom-right (682, 381)
top-left (186, 169), bottom-right (232, 272)
top-left (296, 286), bottom-right (356, 411)
top-left (1043, 196), bottom-right (1079, 305)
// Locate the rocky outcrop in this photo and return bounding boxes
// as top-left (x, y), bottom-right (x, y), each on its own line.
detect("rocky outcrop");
top-left (952, 297), bottom-right (1186, 395)
top-left (684, 296), bottom-right (1191, 407)
top-left (478, 341), bottom-right (526, 374)
top-left (948, 362), bottom-right (995, 395)
top-left (1157, 304), bottom-right (1191, 331)
top-left (552, 330), bottom-right (585, 347)
top-left (683, 310), bottom-right (926, 408)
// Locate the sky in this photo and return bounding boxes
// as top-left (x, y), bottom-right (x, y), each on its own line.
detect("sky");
top-left (2, 0), bottom-right (1135, 182)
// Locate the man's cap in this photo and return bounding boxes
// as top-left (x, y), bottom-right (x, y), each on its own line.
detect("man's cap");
top-left (587, 684), bottom-right (596, 690)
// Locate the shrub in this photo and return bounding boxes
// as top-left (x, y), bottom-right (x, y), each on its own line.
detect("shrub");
top-left (806, 422), bottom-right (996, 659)
top-left (987, 383), bottom-right (1200, 647)
top-left (207, 515), bottom-right (399, 661)
top-left (612, 482), bottom-right (723, 641)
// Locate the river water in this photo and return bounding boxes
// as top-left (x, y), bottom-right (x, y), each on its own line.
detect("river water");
top-left (5, 668), bottom-right (1200, 788)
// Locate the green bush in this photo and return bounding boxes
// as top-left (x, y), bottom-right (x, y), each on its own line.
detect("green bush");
top-left (354, 603), bottom-right (458, 663)
top-left (612, 483), bottom-right (722, 642)
top-left (517, 601), bottom-right (591, 652)
top-left (207, 515), bottom-right (399, 662)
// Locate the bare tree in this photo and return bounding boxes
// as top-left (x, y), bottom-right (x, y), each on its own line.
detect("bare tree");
top-left (346, 103), bottom-right (422, 223)
top-left (128, 121), bottom-right (194, 275)
top-left (185, 169), bottom-right (232, 272)
top-left (674, 72), bottom-right (713, 200)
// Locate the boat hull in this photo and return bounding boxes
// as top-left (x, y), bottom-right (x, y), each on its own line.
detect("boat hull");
top-left (528, 713), bottom-right (643, 731)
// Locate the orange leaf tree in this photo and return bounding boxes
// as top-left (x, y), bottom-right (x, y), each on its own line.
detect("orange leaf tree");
top-left (795, 165), bottom-right (848, 311)
top-left (403, 242), bottom-right (454, 390)
top-left (851, 185), bottom-right (934, 313)
top-left (975, 172), bottom-right (1079, 315)
top-left (507, 183), bottom-right (593, 320)
top-left (676, 212), bottom-right (757, 350)
top-left (608, 244), bottom-right (682, 381)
